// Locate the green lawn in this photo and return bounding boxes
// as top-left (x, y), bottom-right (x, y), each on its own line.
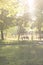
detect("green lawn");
top-left (0, 41), bottom-right (43, 65)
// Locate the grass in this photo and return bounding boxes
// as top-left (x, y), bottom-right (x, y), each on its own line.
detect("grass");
top-left (0, 40), bottom-right (43, 65)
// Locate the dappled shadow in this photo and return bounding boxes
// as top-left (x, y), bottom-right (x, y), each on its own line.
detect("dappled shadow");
top-left (0, 40), bottom-right (43, 65)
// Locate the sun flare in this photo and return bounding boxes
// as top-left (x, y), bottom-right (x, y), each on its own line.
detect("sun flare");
top-left (28, 0), bottom-right (35, 15)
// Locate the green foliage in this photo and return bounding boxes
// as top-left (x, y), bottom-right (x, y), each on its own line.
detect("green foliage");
top-left (0, 0), bottom-right (18, 16)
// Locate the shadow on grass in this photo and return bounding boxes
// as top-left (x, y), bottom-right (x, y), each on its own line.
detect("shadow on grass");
top-left (0, 40), bottom-right (43, 65)
top-left (0, 39), bottom-right (43, 45)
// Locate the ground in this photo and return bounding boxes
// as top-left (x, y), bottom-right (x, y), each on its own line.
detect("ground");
top-left (0, 40), bottom-right (43, 65)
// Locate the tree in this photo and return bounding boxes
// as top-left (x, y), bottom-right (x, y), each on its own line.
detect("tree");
top-left (16, 12), bottom-right (30, 40)
top-left (35, 0), bottom-right (43, 40)
top-left (36, 12), bottom-right (43, 40)
top-left (0, 9), bottom-right (14, 40)
top-left (0, 0), bottom-right (23, 40)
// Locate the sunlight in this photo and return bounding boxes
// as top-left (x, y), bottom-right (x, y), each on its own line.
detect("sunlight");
top-left (28, 0), bottom-right (35, 15)
top-left (27, 0), bottom-right (36, 22)
top-left (16, 0), bottom-right (35, 17)
top-left (28, 0), bottom-right (34, 9)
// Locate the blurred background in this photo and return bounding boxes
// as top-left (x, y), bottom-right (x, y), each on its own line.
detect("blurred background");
top-left (0, 0), bottom-right (43, 41)
top-left (0, 0), bottom-right (43, 65)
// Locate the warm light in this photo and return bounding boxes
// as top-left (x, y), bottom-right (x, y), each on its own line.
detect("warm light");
top-left (28, 0), bottom-right (35, 15)
top-left (16, 0), bottom-right (36, 18)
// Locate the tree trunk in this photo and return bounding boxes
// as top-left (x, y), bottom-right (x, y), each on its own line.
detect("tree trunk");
top-left (1, 30), bottom-right (4, 40)
top-left (31, 35), bottom-right (33, 41)
top-left (39, 32), bottom-right (41, 41)
top-left (31, 31), bottom-right (33, 41)
top-left (38, 29), bottom-right (41, 41)
top-left (18, 34), bottom-right (20, 41)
